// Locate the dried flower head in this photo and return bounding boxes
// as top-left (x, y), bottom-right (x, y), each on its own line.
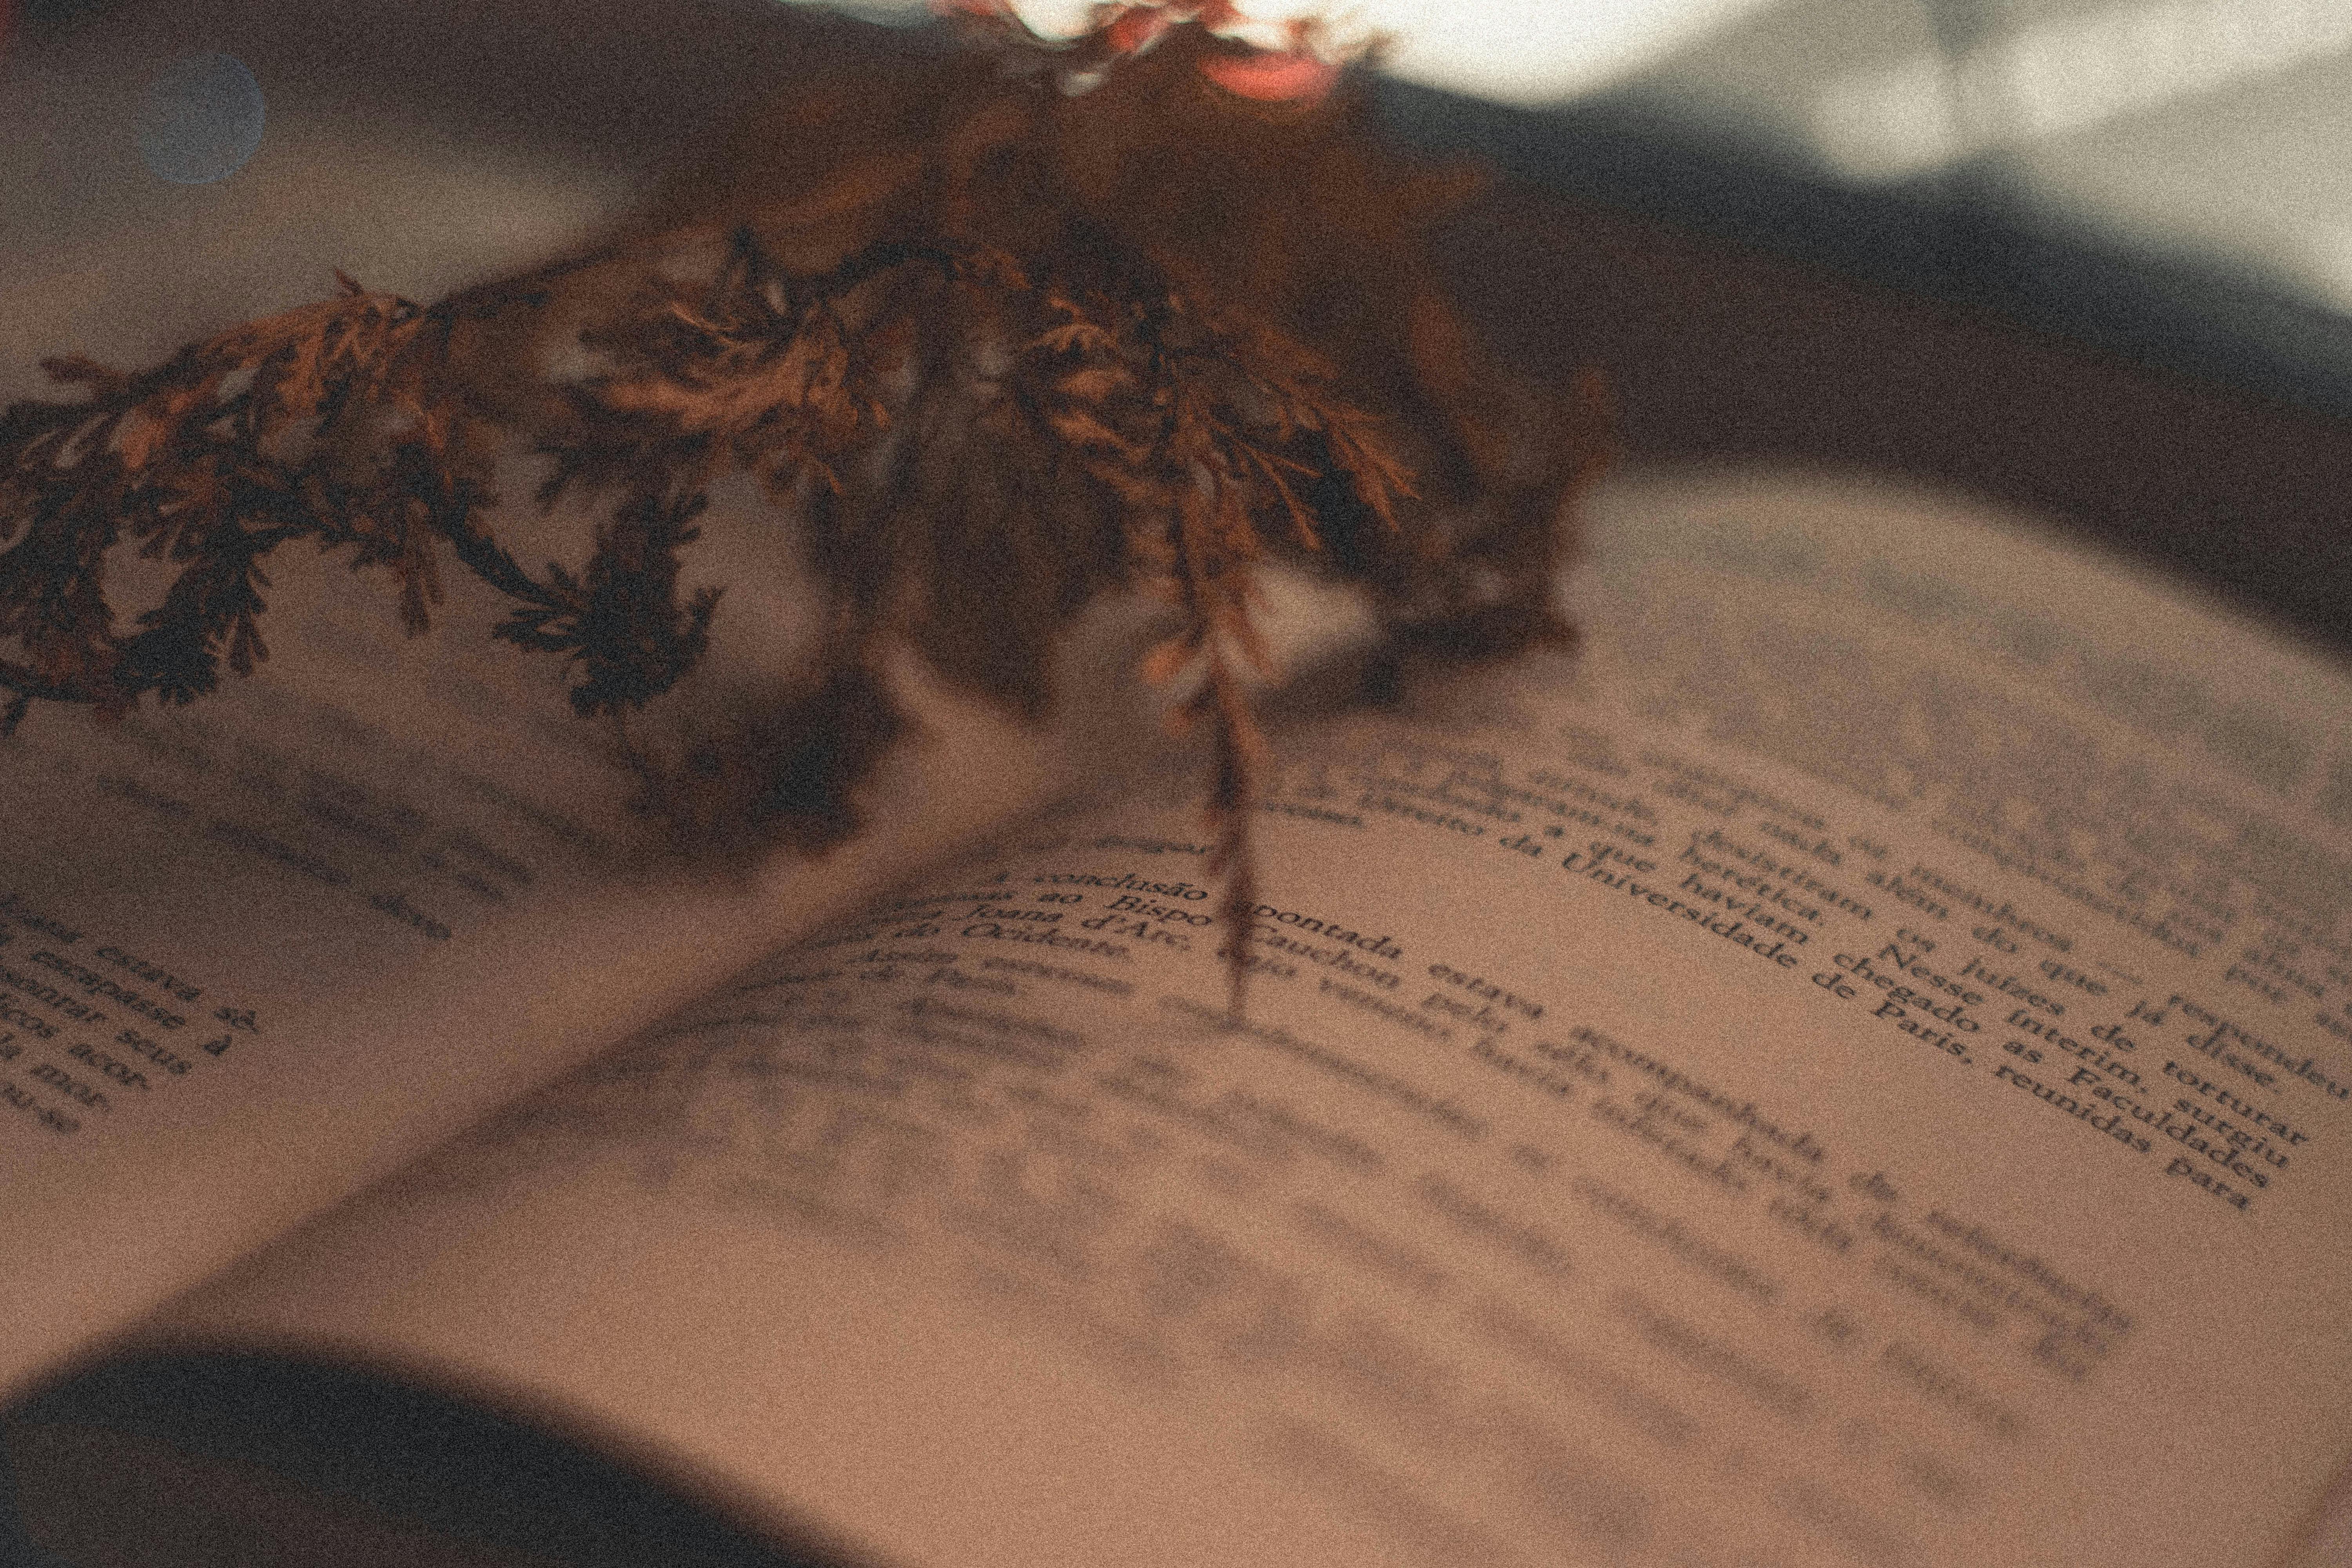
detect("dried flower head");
top-left (0, 1), bottom-right (1608, 998)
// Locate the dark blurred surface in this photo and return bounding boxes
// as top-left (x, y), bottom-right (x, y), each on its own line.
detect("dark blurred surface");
top-left (1383, 82), bottom-right (2352, 657)
top-left (3, 1353), bottom-right (837, 1567)
top-left (4, 1), bottom-right (2350, 1563)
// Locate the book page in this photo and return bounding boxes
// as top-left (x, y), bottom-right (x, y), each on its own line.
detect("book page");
top-left (0, 542), bottom-right (1082, 1399)
top-left (135, 468), bottom-right (2352, 1568)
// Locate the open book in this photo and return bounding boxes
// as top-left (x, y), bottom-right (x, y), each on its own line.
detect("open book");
top-left (3, 466), bottom-right (2348, 1568)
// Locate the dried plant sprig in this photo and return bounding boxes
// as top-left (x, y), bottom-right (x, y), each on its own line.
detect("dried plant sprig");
top-left (0, 2), bottom-right (1609, 1004)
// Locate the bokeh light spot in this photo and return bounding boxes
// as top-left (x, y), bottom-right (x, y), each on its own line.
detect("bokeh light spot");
top-left (136, 51), bottom-right (266, 185)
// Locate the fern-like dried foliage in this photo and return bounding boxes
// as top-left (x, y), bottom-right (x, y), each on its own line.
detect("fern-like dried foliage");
top-left (0, 1), bottom-right (1608, 996)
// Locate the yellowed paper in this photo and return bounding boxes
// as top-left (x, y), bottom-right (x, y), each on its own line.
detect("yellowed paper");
top-left (145, 469), bottom-right (2352, 1568)
top-left (0, 555), bottom-right (1069, 1398)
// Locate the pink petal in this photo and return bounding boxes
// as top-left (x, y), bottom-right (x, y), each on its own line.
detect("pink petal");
top-left (1198, 49), bottom-right (1341, 102)
top-left (1105, 6), bottom-right (1173, 53)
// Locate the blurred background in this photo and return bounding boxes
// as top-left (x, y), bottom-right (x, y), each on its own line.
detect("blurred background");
top-left (861, 0), bottom-right (2352, 342)
top-left (7, 0), bottom-right (2352, 661)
